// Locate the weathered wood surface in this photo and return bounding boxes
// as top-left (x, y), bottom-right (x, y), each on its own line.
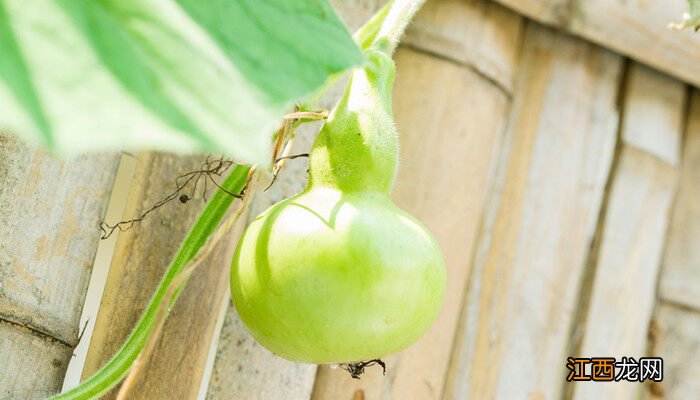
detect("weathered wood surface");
top-left (205, 302), bottom-right (318, 400)
top-left (311, 2), bottom-right (520, 399)
top-left (403, 0), bottom-right (522, 92)
top-left (491, 0), bottom-right (700, 89)
top-left (80, 153), bottom-right (245, 399)
top-left (647, 90), bottom-right (700, 400)
top-left (0, 137), bottom-right (118, 399)
top-left (572, 63), bottom-right (685, 400)
top-left (658, 90), bottom-right (700, 311)
top-left (443, 24), bottom-right (622, 400)
top-left (138, 217), bottom-right (245, 400)
top-left (647, 304), bottom-right (700, 399)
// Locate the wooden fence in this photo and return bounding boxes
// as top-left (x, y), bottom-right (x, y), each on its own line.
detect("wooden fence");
top-left (1, 0), bottom-right (699, 399)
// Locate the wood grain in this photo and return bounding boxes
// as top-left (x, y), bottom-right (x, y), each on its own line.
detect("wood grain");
top-left (443, 24), bottom-right (622, 400)
top-left (659, 90), bottom-right (700, 311)
top-left (205, 308), bottom-right (317, 400)
top-left (647, 90), bottom-right (700, 400)
top-left (403, 0), bottom-right (523, 92)
top-left (311, 33), bottom-right (513, 400)
top-left (572, 63), bottom-right (685, 400)
top-left (0, 136), bottom-right (118, 399)
top-left (646, 303), bottom-right (700, 399)
top-left (492, 0), bottom-right (700, 88)
top-left (81, 153), bottom-right (245, 399)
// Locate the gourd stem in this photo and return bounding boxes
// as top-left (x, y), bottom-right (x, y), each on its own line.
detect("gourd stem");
top-left (301, 1), bottom-right (399, 109)
top-left (49, 165), bottom-right (251, 400)
top-left (372, 0), bottom-right (427, 55)
top-left (353, 2), bottom-right (392, 49)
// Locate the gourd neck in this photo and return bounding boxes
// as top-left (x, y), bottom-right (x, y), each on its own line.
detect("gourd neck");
top-left (307, 49), bottom-right (397, 194)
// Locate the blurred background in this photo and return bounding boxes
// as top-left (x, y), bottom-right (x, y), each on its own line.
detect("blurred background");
top-left (1, 0), bottom-right (698, 399)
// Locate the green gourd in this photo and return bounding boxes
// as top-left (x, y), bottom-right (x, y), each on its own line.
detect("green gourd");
top-left (230, 48), bottom-right (446, 364)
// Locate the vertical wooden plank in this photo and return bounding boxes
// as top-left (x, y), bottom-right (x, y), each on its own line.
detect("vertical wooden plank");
top-left (658, 90), bottom-right (700, 310)
top-left (139, 222), bottom-right (246, 400)
top-left (205, 295), bottom-right (317, 400)
top-left (443, 24), bottom-right (622, 400)
top-left (311, 2), bottom-right (521, 399)
top-left (0, 137), bottom-right (118, 399)
top-left (647, 90), bottom-right (700, 399)
top-left (572, 63), bottom-right (685, 400)
top-left (81, 153), bottom-right (244, 399)
top-left (647, 304), bottom-right (700, 399)
top-left (205, 2), bottom-right (385, 399)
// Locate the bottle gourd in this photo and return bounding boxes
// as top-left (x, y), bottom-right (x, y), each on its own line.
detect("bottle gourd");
top-left (231, 48), bottom-right (446, 364)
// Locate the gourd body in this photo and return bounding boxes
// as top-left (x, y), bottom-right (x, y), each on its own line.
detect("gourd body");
top-left (231, 49), bottom-right (446, 363)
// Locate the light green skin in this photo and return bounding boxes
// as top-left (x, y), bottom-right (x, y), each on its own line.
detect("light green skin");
top-left (231, 49), bottom-right (446, 363)
top-left (231, 188), bottom-right (445, 363)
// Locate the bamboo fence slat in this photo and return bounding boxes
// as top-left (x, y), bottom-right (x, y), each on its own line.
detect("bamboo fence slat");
top-left (443, 23), bottom-right (623, 400)
top-left (383, 49), bottom-right (511, 400)
top-left (619, 66), bottom-right (685, 167)
top-left (647, 304), bottom-right (700, 399)
top-left (492, 0), bottom-right (700, 88)
top-left (402, 0), bottom-right (523, 92)
top-left (136, 220), bottom-right (245, 400)
top-left (658, 90), bottom-right (700, 311)
top-left (311, 2), bottom-right (521, 399)
top-left (0, 138), bottom-right (118, 399)
top-left (571, 63), bottom-right (685, 400)
top-left (81, 153), bottom-right (244, 399)
top-left (648, 89), bottom-right (700, 399)
top-left (205, 303), bottom-right (317, 400)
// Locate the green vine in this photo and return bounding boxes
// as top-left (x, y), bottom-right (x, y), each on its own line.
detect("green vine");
top-left (51, 165), bottom-right (250, 400)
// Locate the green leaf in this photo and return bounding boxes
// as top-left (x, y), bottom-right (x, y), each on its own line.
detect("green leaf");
top-left (0, 0), bottom-right (362, 165)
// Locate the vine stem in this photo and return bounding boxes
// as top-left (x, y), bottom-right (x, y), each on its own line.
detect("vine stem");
top-left (51, 110), bottom-right (305, 399)
top-left (50, 165), bottom-right (251, 400)
top-left (300, 0), bottom-right (426, 109)
top-left (115, 168), bottom-right (259, 400)
top-left (372, 0), bottom-right (427, 55)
